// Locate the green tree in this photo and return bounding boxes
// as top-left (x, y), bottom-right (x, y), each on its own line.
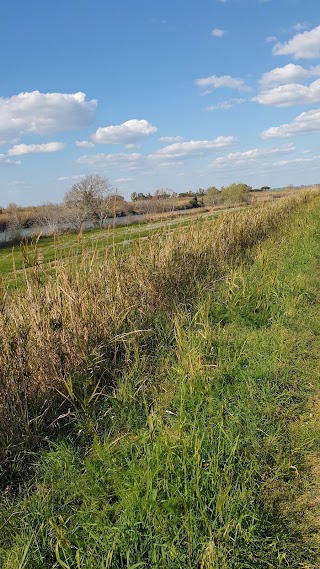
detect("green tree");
top-left (188, 195), bottom-right (201, 209)
top-left (205, 186), bottom-right (222, 206)
top-left (221, 183), bottom-right (252, 203)
top-left (130, 192), bottom-right (147, 201)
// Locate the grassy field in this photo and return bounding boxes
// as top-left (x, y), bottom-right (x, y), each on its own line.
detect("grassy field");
top-left (0, 191), bottom-right (319, 567)
top-left (0, 205), bottom-right (247, 288)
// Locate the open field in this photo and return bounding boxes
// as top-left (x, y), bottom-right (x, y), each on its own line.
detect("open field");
top-left (0, 190), bottom-right (320, 567)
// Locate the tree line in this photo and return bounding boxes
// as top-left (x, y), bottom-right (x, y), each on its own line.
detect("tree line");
top-left (0, 177), bottom-right (273, 243)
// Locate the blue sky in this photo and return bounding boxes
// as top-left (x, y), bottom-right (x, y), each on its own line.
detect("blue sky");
top-left (1, 0), bottom-right (320, 206)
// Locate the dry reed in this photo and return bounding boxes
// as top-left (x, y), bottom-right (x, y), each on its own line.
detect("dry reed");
top-left (0, 190), bottom-right (317, 464)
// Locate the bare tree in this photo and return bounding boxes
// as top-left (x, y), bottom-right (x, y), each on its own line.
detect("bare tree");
top-left (5, 203), bottom-right (24, 243)
top-left (36, 203), bottom-right (64, 235)
top-left (63, 175), bottom-right (114, 228)
top-left (95, 190), bottom-right (125, 226)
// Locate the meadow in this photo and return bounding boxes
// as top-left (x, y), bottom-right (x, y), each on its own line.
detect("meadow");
top-left (0, 190), bottom-right (319, 567)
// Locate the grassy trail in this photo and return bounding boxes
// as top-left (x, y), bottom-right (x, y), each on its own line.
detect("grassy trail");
top-left (0, 194), bottom-right (320, 567)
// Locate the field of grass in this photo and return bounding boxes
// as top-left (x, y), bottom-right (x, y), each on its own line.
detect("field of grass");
top-left (0, 190), bottom-right (319, 567)
top-left (0, 204), bottom-right (246, 288)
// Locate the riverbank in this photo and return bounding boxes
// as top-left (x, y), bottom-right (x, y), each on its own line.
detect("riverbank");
top-left (0, 192), bottom-right (319, 567)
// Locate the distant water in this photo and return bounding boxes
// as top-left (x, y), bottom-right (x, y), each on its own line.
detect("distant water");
top-left (0, 209), bottom-right (197, 244)
top-left (0, 215), bottom-right (146, 244)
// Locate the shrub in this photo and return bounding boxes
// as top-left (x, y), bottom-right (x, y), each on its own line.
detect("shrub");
top-left (205, 186), bottom-right (223, 206)
top-left (221, 183), bottom-right (252, 203)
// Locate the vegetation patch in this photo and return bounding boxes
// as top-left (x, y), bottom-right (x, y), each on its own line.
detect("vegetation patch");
top-left (0, 191), bottom-right (319, 567)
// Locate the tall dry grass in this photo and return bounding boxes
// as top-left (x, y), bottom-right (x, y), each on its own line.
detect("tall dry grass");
top-left (0, 190), bottom-right (317, 477)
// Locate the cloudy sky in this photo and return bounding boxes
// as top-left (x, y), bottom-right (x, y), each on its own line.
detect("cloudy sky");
top-left (1, 0), bottom-right (320, 206)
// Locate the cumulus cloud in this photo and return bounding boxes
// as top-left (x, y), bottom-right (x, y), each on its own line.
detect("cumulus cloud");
top-left (92, 119), bottom-right (157, 144)
top-left (255, 79), bottom-right (320, 107)
top-left (254, 64), bottom-right (320, 107)
top-left (195, 74), bottom-right (250, 92)
top-left (253, 79), bottom-right (320, 107)
top-left (273, 25), bottom-right (320, 59)
top-left (159, 136), bottom-right (184, 142)
top-left (150, 137), bottom-right (236, 161)
top-left (211, 28), bottom-right (225, 38)
top-left (261, 108), bottom-right (320, 138)
top-left (259, 64), bottom-right (317, 88)
top-left (8, 142), bottom-right (65, 156)
top-left (0, 91), bottom-right (97, 144)
top-left (75, 140), bottom-right (95, 148)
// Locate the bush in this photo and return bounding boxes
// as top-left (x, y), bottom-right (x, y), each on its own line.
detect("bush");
top-left (205, 186), bottom-right (223, 206)
top-left (221, 183), bottom-right (252, 204)
top-left (188, 196), bottom-right (202, 208)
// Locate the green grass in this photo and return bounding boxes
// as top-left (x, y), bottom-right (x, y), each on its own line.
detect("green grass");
top-left (0, 195), bottom-right (320, 567)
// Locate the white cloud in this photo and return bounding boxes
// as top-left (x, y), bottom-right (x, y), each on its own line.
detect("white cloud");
top-left (57, 174), bottom-right (85, 182)
top-left (211, 28), bottom-right (225, 38)
top-left (293, 22), bottom-right (308, 32)
top-left (0, 91), bottom-right (97, 144)
top-left (92, 119), bottom-right (157, 144)
top-left (206, 98), bottom-right (245, 111)
top-left (75, 140), bottom-right (95, 148)
top-left (125, 143), bottom-right (139, 149)
top-left (254, 79), bottom-right (320, 107)
top-left (0, 154), bottom-right (20, 166)
top-left (273, 156), bottom-right (316, 167)
top-left (195, 74), bottom-right (250, 92)
top-left (210, 143), bottom-right (296, 167)
top-left (77, 152), bottom-right (144, 167)
top-left (259, 63), bottom-right (315, 88)
top-left (8, 142), bottom-right (65, 156)
top-left (78, 137), bottom-right (236, 170)
top-left (255, 65), bottom-right (320, 107)
top-left (159, 136), bottom-right (184, 142)
top-left (7, 180), bottom-right (26, 187)
top-left (265, 36), bottom-right (277, 44)
top-left (261, 108), bottom-right (320, 138)
top-left (155, 160), bottom-right (185, 168)
top-left (273, 25), bottom-right (320, 59)
top-left (150, 137), bottom-right (236, 160)
top-left (114, 177), bottom-right (134, 183)
top-left (206, 102), bottom-right (233, 111)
